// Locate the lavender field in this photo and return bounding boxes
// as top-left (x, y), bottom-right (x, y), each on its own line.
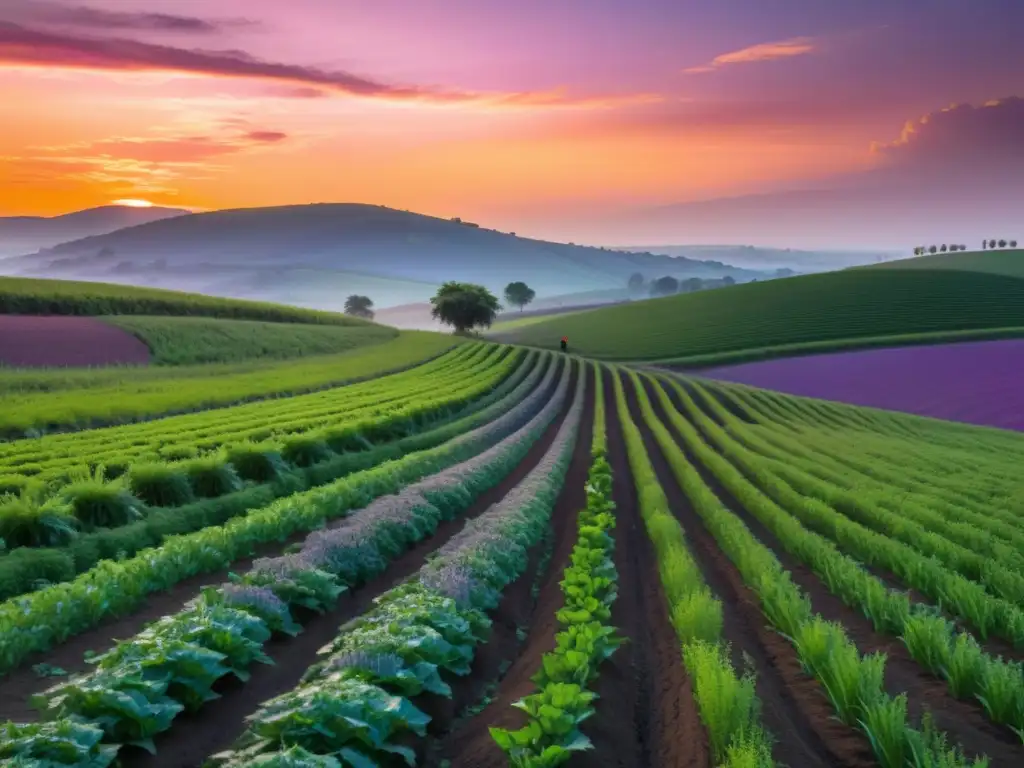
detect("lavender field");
top-left (697, 338), bottom-right (1024, 431)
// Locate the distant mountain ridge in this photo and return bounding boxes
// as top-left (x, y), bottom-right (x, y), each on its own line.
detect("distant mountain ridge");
top-left (0, 205), bottom-right (190, 258)
top-left (0, 203), bottom-right (768, 311)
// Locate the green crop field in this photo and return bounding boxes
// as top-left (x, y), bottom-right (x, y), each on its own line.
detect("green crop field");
top-left (103, 315), bottom-right (397, 365)
top-left (870, 248), bottom-right (1024, 277)
top-left (0, 331), bottom-right (461, 434)
top-left (0, 276), bottom-right (369, 325)
top-left (0, 324), bottom-right (1019, 768)
top-left (496, 267), bottom-right (1024, 363)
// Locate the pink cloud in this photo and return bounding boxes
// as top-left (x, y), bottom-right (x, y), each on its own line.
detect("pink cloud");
top-left (684, 37), bottom-right (817, 74)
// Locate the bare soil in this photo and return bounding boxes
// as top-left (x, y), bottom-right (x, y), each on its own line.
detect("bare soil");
top-left (0, 315), bottom-right (150, 367)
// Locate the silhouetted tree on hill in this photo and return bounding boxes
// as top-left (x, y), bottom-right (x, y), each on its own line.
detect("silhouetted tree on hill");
top-left (989, 239), bottom-right (998, 249)
top-left (1011, 240), bottom-right (1018, 248)
top-left (628, 272), bottom-right (645, 293)
top-left (929, 245), bottom-right (938, 254)
top-left (999, 239), bottom-right (1008, 248)
top-left (940, 244), bottom-right (947, 252)
top-left (681, 277), bottom-right (703, 293)
top-left (503, 281), bottom-right (536, 312)
top-left (343, 295), bottom-right (375, 320)
top-left (650, 276), bottom-right (679, 297)
top-left (431, 282), bottom-right (501, 333)
top-left (723, 275), bottom-right (736, 286)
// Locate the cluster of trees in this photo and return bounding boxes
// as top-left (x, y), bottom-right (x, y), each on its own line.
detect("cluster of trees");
top-left (913, 244), bottom-right (967, 255)
top-left (981, 239), bottom-right (1018, 250)
top-left (630, 271), bottom-right (735, 298)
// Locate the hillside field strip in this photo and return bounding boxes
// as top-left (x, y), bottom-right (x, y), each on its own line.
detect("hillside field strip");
top-left (0, 347), bottom-right (1022, 767)
top-left (500, 268), bottom-right (1024, 365)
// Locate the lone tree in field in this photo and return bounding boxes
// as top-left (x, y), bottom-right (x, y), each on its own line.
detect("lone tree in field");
top-left (430, 282), bottom-right (501, 333)
top-left (503, 281), bottom-right (536, 312)
top-left (1012, 240), bottom-right (1018, 248)
top-left (940, 244), bottom-right (948, 252)
top-left (628, 272), bottom-right (645, 294)
top-left (680, 276), bottom-right (704, 293)
top-left (343, 295), bottom-right (375, 320)
top-left (999, 239), bottom-right (1008, 248)
top-left (650, 275), bottom-right (679, 297)
top-left (929, 245), bottom-right (938, 254)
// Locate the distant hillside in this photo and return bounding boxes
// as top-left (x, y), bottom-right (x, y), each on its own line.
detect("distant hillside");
top-left (0, 205), bottom-right (189, 258)
top-left (618, 244), bottom-right (896, 273)
top-left (494, 268), bottom-right (1024, 363)
top-left (867, 248), bottom-right (1024, 277)
top-left (1, 203), bottom-right (767, 309)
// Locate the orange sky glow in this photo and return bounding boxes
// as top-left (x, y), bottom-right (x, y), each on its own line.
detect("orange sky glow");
top-left (0, 0), bottom-right (1018, 242)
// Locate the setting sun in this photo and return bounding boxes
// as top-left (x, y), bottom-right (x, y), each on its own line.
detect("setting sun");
top-left (111, 199), bottom-right (154, 208)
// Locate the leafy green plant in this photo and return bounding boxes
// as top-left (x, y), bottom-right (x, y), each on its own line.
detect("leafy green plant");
top-left (0, 719), bottom-right (116, 766)
top-left (0, 497), bottom-right (78, 549)
top-left (184, 454), bottom-right (244, 498)
top-left (227, 441), bottom-right (290, 483)
top-left (128, 462), bottom-right (195, 507)
top-left (58, 479), bottom-right (144, 529)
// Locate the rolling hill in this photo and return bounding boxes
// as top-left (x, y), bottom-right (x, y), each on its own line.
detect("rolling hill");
top-left (0, 203), bottom-right (766, 310)
top-left (867, 248), bottom-right (1024, 277)
top-left (493, 265), bottom-right (1024, 363)
top-left (0, 205), bottom-right (189, 258)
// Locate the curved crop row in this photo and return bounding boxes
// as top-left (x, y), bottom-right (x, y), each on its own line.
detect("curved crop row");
top-left (0, 344), bottom-right (497, 474)
top-left (0, 363), bottom-right (580, 764)
top-left (666, 376), bottom-right (1024, 738)
top-left (615, 369), bottom-right (774, 766)
top-left (0, 331), bottom-right (463, 436)
top-left (0, 351), bottom-right (548, 604)
top-left (670, 377), bottom-right (1024, 650)
top-left (205, 367), bottom-right (585, 766)
top-left (0, 346), bottom-right (515, 530)
top-left (629, 371), bottom-right (987, 767)
top-left (0, 355), bottom-right (567, 677)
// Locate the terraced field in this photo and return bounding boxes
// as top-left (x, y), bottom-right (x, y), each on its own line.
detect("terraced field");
top-left (1, 345), bottom-right (1022, 768)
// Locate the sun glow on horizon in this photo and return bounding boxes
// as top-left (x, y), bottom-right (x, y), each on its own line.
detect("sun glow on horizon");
top-left (111, 198), bottom-right (154, 208)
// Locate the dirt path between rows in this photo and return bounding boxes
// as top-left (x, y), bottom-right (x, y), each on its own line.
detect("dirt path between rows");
top-left (118, 364), bottom-right (581, 768)
top-left (423, 363), bottom-right (594, 767)
top-left (623, 374), bottom-right (875, 768)
top-left (658, 377), bottom-right (1024, 764)
top-left (573, 366), bottom-right (711, 768)
top-left (0, 361), bottom-right (566, 722)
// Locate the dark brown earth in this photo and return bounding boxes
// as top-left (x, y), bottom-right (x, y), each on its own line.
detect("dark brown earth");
top-left (0, 315), bottom-right (150, 367)
top-left (655, 375), bottom-right (1023, 766)
top-left (623, 373), bottom-right (876, 768)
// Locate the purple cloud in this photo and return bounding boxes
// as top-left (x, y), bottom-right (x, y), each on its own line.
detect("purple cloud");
top-left (1, 1), bottom-right (252, 34)
top-left (872, 97), bottom-right (1024, 173)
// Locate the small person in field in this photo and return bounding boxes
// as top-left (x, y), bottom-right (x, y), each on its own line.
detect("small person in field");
top-left (560, 336), bottom-right (568, 352)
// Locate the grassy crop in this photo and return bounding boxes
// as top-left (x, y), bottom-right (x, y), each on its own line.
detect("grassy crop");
top-left (0, 275), bottom-right (369, 325)
top-left (0, 331), bottom-right (463, 434)
top-left (500, 268), bottom-right (1024, 362)
top-left (103, 316), bottom-right (397, 365)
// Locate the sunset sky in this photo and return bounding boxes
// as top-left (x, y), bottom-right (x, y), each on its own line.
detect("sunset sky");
top-left (0, 0), bottom-right (1021, 243)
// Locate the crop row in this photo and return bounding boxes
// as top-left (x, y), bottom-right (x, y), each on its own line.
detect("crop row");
top-left (0, 354), bottom-right (567, 676)
top-left (725, 388), bottom-right (1024, 548)
top-left (205, 364), bottom-right (585, 766)
top-left (719, 390), bottom-right (1024, 575)
top-left (613, 369), bottom-right (774, 766)
top-left (0, 343), bottom-right (499, 474)
top-left (0, 360), bottom-right (581, 765)
top-left (0, 331), bottom-right (464, 436)
top-left (0, 346), bottom-right (519, 546)
top-left (668, 376), bottom-right (1024, 738)
top-left (489, 392), bottom-right (622, 764)
top-left (676, 377), bottom-right (1024, 651)
top-left (629, 371), bottom-right (987, 767)
top-left (0, 350), bottom-right (546, 602)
